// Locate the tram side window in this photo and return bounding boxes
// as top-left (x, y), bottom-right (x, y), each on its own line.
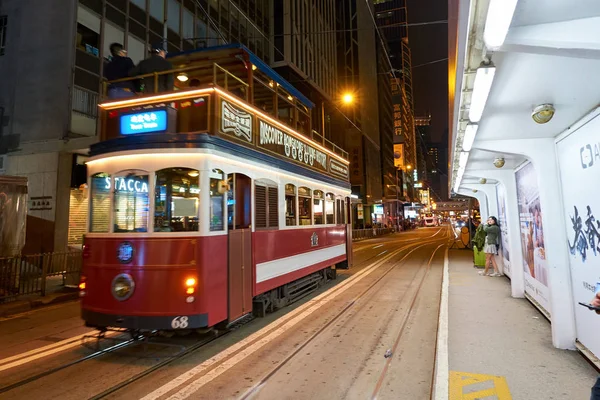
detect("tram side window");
top-left (313, 190), bottom-right (324, 225)
top-left (209, 169), bottom-right (225, 231)
top-left (285, 184), bottom-right (296, 226)
top-left (90, 172), bottom-right (111, 232)
top-left (298, 187), bottom-right (312, 226)
top-left (154, 168), bottom-right (200, 232)
top-left (113, 172), bottom-right (149, 232)
top-left (325, 193), bottom-right (335, 224)
top-left (254, 181), bottom-right (279, 229)
top-left (335, 198), bottom-right (343, 225)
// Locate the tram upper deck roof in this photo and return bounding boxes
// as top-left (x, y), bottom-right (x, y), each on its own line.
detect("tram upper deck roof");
top-left (166, 44), bottom-right (314, 109)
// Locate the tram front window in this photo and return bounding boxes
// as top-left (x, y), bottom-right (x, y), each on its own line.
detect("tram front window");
top-left (113, 171), bottom-right (149, 233)
top-left (90, 172), bottom-right (111, 233)
top-left (210, 169), bottom-right (225, 231)
top-left (154, 168), bottom-right (200, 232)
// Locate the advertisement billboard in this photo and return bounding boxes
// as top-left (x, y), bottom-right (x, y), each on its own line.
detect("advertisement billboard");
top-left (515, 162), bottom-right (550, 313)
top-left (556, 111), bottom-right (600, 359)
top-left (496, 183), bottom-right (511, 277)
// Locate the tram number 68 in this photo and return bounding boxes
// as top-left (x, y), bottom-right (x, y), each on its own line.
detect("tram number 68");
top-left (171, 316), bottom-right (189, 329)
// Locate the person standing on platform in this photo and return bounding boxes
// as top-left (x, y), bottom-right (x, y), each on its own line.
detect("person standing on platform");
top-left (479, 216), bottom-right (502, 277)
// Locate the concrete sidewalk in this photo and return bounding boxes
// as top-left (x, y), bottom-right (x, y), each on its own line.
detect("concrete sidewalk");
top-left (0, 276), bottom-right (78, 318)
top-left (447, 249), bottom-right (598, 399)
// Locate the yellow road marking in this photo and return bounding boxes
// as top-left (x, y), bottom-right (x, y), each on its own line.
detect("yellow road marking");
top-left (449, 371), bottom-right (512, 399)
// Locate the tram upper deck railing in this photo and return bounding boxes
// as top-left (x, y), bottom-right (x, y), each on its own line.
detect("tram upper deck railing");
top-left (101, 61), bottom-right (349, 162)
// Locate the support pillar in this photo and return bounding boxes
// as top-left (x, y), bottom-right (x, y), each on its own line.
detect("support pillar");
top-left (476, 139), bottom-right (576, 350)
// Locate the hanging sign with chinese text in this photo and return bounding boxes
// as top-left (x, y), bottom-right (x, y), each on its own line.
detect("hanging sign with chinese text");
top-left (221, 100), bottom-right (252, 142)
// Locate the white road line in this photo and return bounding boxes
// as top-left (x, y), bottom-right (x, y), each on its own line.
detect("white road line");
top-left (142, 242), bottom-right (435, 400)
top-left (433, 247), bottom-right (450, 400)
top-left (372, 244), bottom-right (384, 249)
top-left (0, 331), bottom-right (118, 371)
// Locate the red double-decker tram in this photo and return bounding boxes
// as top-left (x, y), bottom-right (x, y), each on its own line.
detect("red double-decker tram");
top-left (80, 45), bottom-right (352, 332)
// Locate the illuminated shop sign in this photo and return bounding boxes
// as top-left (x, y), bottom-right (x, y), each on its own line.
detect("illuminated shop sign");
top-left (258, 120), bottom-right (328, 172)
top-left (330, 159), bottom-right (349, 179)
top-left (105, 177), bottom-right (149, 193)
top-left (221, 100), bottom-right (252, 142)
top-left (120, 110), bottom-right (167, 135)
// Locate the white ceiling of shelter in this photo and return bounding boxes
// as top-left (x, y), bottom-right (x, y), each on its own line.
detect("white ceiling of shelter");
top-left (511, 0), bottom-right (600, 27)
top-left (450, 0), bottom-right (600, 193)
top-left (475, 52), bottom-right (600, 142)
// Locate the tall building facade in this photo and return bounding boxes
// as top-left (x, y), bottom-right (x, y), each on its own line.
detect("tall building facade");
top-left (337, 0), bottom-right (395, 227)
top-left (0, 0), bottom-right (325, 252)
top-left (374, 0), bottom-right (416, 204)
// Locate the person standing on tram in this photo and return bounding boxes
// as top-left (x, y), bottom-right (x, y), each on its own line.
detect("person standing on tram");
top-left (104, 43), bottom-right (136, 99)
top-left (130, 43), bottom-right (174, 94)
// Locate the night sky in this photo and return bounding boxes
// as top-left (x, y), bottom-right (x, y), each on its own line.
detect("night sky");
top-left (406, 0), bottom-right (448, 145)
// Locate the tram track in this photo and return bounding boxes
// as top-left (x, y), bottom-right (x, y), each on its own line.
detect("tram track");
top-left (0, 228), bottom-right (450, 399)
top-left (237, 233), bottom-right (450, 400)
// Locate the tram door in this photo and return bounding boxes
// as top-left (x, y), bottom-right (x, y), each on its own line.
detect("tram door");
top-left (345, 196), bottom-right (353, 268)
top-left (226, 173), bottom-right (253, 322)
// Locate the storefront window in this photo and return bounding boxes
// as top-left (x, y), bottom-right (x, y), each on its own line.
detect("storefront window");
top-left (325, 193), bottom-right (335, 224)
top-left (210, 169), bottom-right (225, 231)
top-left (313, 190), bottom-right (324, 225)
top-left (113, 171), bottom-right (149, 232)
top-left (154, 168), bottom-right (199, 232)
top-left (90, 172), bottom-right (111, 232)
top-left (285, 184), bottom-right (296, 226)
top-left (299, 186), bottom-right (312, 226)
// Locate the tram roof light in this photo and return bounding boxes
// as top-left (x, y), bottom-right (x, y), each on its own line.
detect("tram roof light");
top-left (483, 0), bottom-right (519, 49)
top-left (468, 65), bottom-right (496, 123)
top-left (462, 124), bottom-right (478, 152)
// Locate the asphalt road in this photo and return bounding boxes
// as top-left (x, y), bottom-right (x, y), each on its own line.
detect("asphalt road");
top-left (0, 227), bottom-right (450, 400)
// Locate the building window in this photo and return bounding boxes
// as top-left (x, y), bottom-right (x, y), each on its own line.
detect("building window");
top-left (130, 0), bottom-right (146, 10)
top-left (154, 168), bottom-right (199, 232)
top-left (167, 0), bottom-right (180, 33)
top-left (113, 171), bottom-right (150, 233)
top-left (149, 0), bottom-right (165, 22)
top-left (76, 23), bottom-right (100, 57)
top-left (285, 184), bottom-right (297, 226)
top-left (0, 16), bottom-right (7, 55)
top-left (299, 187), bottom-right (312, 225)
top-left (209, 169), bottom-right (225, 231)
top-left (90, 173), bottom-right (111, 232)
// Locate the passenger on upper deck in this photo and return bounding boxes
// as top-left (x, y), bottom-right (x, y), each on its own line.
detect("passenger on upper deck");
top-left (104, 43), bottom-right (136, 99)
top-left (130, 43), bottom-right (174, 94)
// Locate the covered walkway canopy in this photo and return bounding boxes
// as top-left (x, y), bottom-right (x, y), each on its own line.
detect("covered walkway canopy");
top-left (448, 0), bottom-right (600, 365)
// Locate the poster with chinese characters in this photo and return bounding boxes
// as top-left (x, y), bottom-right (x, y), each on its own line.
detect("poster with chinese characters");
top-left (556, 111), bottom-right (600, 359)
top-left (495, 183), bottom-right (511, 277)
top-left (515, 162), bottom-right (550, 314)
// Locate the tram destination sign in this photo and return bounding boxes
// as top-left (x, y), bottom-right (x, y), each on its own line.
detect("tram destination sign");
top-left (258, 119), bottom-right (328, 173)
top-left (120, 110), bottom-right (168, 135)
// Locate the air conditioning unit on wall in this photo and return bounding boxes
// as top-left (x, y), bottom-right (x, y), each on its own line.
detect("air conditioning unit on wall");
top-left (0, 154), bottom-right (7, 175)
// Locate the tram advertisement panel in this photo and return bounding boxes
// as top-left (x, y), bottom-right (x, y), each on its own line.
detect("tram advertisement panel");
top-left (556, 111), bottom-right (600, 359)
top-left (495, 183), bottom-right (511, 277)
top-left (515, 162), bottom-right (550, 313)
top-left (218, 97), bottom-right (348, 180)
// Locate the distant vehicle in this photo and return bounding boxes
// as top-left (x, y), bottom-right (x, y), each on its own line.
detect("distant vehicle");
top-left (423, 213), bottom-right (438, 227)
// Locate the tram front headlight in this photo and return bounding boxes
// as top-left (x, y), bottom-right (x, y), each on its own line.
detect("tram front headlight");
top-left (111, 274), bottom-right (135, 301)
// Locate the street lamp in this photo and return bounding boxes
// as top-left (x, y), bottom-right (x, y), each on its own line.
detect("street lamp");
top-left (342, 93), bottom-right (354, 105)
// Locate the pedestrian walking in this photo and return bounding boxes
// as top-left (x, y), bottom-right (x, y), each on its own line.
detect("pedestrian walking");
top-left (479, 216), bottom-right (502, 277)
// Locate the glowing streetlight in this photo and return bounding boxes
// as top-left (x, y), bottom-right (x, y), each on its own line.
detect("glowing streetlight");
top-left (406, 165), bottom-right (412, 170)
top-left (342, 93), bottom-right (354, 105)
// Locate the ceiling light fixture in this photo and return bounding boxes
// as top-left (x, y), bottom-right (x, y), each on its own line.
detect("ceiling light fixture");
top-left (493, 157), bottom-right (505, 168)
top-left (532, 104), bottom-right (555, 124)
top-left (469, 64), bottom-right (496, 123)
top-left (483, 0), bottom-right (519, 48)
top-left (462, 124), bottom-right (478, 151)
top-left (177, 72), bottom-right (189, 82)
